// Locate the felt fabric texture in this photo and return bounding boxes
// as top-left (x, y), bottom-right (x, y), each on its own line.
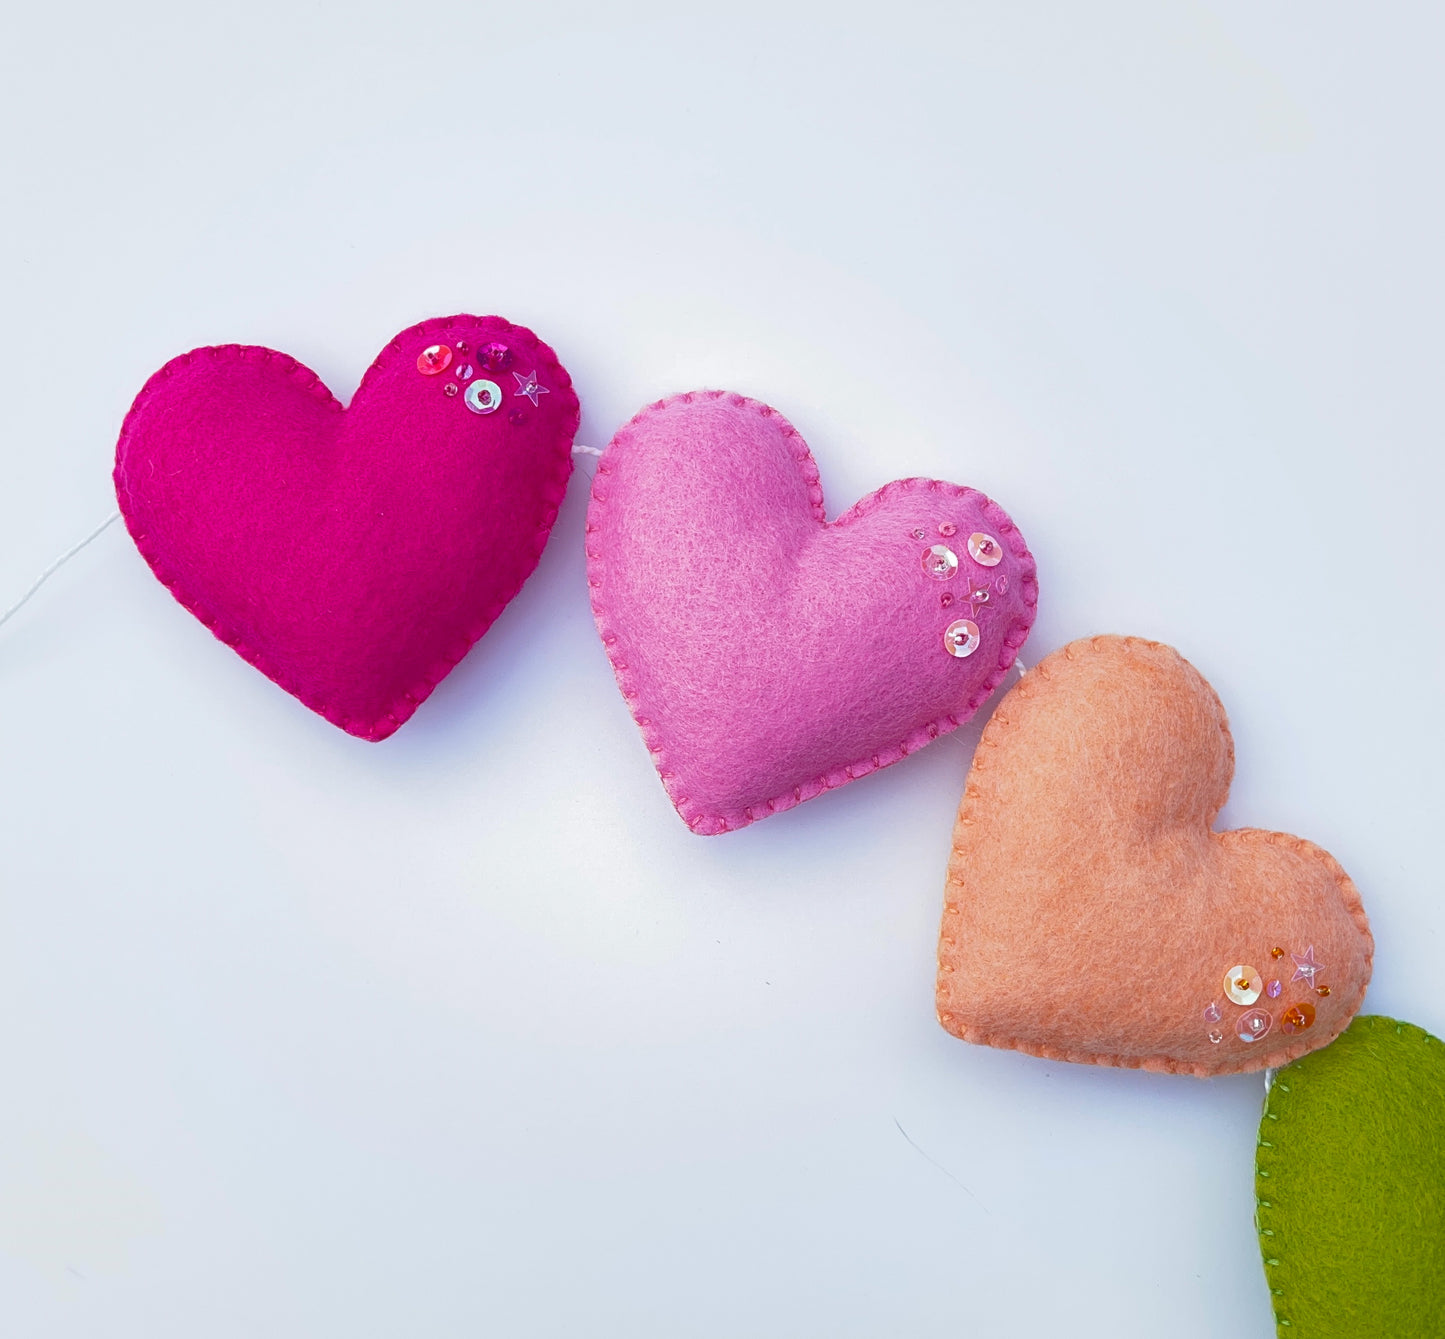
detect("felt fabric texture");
top-left (586, 390), bottom-right (1039, 834)
top-left (936, 635), bottom-right (1372, 1076)
top-left (114, 316), bottom-right (579, 740)
top-left (1257, 1015), bottom-right (1445, 1338)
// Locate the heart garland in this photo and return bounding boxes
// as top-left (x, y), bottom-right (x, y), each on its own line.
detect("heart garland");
top-left (13, 316), bottom-right (1413, 1315)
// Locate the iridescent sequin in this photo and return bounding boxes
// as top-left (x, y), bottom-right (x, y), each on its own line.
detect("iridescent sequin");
top-left (513, 369), bottom-right (549, 406)
top-left (1237, 1009), bottom-right (1272, 1043)
top-left (944, 619), bottom-right (980, 658)
top-left (1266, 979), bottom-right (1282, 999)
top-left (417, 344), bottom-right (452, 375)
top-left (464, 379), bottom-right (503, 415)
top-left (1280, 1001), bottom-right (1316, 1034)
top-left (967, 532), bottom-right (1003, 566)
top-left (1224, 964), bottom-right (1263, 1006)
top-left (454, 362), bottom-right (475, 382)
top-left (442, 382), bottom-right (459, 397)
top-left (922, 545), bottom-right (959, 580)
top-left (481, 342), bottom-right (513, 372)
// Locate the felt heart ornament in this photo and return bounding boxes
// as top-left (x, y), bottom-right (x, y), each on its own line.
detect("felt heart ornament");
top-left (585, 390), bottom-right (1039, 834)
top-left (114, 315), bottom-right (579, 740)
top-left (1257, 1016), bottom-right (1445, 1338)
top-left (936, 635), bottom-right (1372, 1075)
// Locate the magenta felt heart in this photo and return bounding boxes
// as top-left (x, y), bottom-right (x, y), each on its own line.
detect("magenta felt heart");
top-left (114, 315), bottom-right (579, 740)
top-left (586, 391), bottom-right (1039, 834)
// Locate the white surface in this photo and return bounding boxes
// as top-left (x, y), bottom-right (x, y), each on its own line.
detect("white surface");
top-left (1, 3), bottom-right (1441, 1335)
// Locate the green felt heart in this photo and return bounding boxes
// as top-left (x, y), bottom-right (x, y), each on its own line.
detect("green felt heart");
top-left (1256, 1014), bottom-right (1445, 1337)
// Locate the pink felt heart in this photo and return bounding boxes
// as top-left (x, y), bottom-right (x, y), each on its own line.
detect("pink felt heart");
top-left (114, 316), bottom-right (579, 740)
top-left (586, 391), bottom-right (1039, 833)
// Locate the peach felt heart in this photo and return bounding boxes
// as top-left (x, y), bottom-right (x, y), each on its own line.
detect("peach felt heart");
top-left (936, 636), bottom-right (1372, 1076)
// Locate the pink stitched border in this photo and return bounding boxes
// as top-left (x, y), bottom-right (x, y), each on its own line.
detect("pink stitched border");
top-left (113, 314), bottom-right (580, 741)
top-left (936, 635), bottom-right (1374, 1077)
top-left (585, 389), bottom-right (1041, 835)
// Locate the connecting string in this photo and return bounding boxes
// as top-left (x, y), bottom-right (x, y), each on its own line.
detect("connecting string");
top-left (0, 510), bottom-right (121, 633)
top-left (2, 450), bottom-right (603, 633)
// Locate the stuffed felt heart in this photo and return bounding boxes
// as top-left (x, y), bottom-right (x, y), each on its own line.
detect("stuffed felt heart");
top-left (1256, 1016), bottom-right (1445, 1337)
top-left (114, 315), bottom-right (579, 739)
top-left (585, 390), bottom-right (1038, 834)
top-left (936, 635), bottom-right (1372, 1076)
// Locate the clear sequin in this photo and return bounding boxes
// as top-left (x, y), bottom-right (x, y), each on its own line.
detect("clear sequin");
top-left (995, 574), bottom-right (1010, 595)
top-left (944, 619), bottom-right (980, 658)
top-left (1203, 1002), bottom-right (1222, 1023)
top-left (464, 379), bottom-right (503, 415)
top-left (1291, 947), bottom-right (1324, 986)
top-left (967, 532), bottom-right (1003, 566)
top-left (513, 369), bottom-right (549, 405)
top-left (1266, 979), bottom-right (1282, 999)
top-left (1280, 1001), bottom-right (1316, 1034)
top-left (417, 344), bottom-right (452, 375)
top-left (481, 342), bottom-right (513, 372)
top-left (1224, 965), bottom-right (1263, 1006)
top-left (922, 545), bottom-right (959, 580)
top-left (938, 522), bottom-right (958, 537)
top-left (1208, 1028), bottom-right (1224, 1044)
top-left (442, 382), bottom-right (459, 397)
top-left (1237, 1009), bottom-right (1272, 1043)
top-left (454, 362), bottom-right (475, 382)
top-left (911, 528), bottom-right (926, 540)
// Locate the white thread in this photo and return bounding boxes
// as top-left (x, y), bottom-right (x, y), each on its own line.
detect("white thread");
top-left (0, 510), bottom-right (121, 633)
top-left (1014, 657), bottom-right (1027, 677)
top-left (571, 443), bottom-right (603, 457)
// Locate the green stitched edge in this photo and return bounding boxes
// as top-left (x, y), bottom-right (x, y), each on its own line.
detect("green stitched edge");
top-left (1255, 1014), bottom-right (1445, 1337)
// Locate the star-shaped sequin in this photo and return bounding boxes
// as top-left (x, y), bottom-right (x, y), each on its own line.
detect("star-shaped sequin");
top-left (512, 369), bottom-right (549, 406)
top-left (1290, 946), bottom-right (1324, 986)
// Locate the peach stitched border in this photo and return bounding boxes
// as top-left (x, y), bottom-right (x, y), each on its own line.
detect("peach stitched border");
top-left (936, 635), bottom-right (1373, 1077)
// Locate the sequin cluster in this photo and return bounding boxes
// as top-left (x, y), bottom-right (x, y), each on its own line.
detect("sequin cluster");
top-left (911, 520), bottom-right (1009, 659)
top-left (416, 338), bottom-right (550, 425)
top-left (1201, 945), bottom-right (1332, 1046)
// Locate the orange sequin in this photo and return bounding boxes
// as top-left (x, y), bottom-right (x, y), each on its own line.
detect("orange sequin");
top-left (1281, 1002), bottom-right (1316, 1034)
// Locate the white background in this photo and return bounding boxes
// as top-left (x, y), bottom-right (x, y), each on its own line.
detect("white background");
top-left (1, 3), bottom-right (1440, 1335)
